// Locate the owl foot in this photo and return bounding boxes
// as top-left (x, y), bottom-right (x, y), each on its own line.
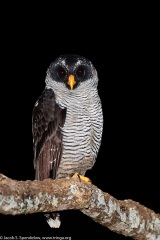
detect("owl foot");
top-left (71, 172), bottom-right (91, 183)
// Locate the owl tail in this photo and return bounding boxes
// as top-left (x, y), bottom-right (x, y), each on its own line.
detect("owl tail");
top-left (44, 212), bottom-right (61, 228)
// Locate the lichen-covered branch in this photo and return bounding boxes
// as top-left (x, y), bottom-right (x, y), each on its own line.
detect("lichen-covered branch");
top-left (0, 174), bottom-right (160, 240)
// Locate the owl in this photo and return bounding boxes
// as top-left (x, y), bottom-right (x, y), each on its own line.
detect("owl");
top-left (32, 54), bottom-right (103, 227)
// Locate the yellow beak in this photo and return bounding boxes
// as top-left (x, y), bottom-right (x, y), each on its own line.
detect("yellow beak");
top-left (67, 75), bottom-right (76, 90)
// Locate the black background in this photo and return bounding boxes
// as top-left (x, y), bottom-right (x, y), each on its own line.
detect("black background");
top-left (0, 4), bottom-right (159, 240)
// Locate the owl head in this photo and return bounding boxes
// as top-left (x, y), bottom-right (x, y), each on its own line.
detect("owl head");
top-left (45, 54), bottom-right (99, 91)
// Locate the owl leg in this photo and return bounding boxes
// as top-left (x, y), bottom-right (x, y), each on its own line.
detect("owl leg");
top-left (71, 172), bottom-right (91, 183)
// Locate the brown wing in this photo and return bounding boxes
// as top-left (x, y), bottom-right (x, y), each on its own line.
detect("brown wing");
top-left (32, 88), bottom-right (66, 180)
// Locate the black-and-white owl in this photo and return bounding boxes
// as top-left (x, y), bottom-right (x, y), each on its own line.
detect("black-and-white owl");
top-left (32, 54), bottom-right (103, 228)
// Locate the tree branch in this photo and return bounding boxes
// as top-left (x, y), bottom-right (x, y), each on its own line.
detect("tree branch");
top-left (0, 173), bottom-right (159, 240)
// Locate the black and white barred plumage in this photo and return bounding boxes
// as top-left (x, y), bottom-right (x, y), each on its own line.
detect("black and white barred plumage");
top-left (32, 54), bottom-right (103, 228)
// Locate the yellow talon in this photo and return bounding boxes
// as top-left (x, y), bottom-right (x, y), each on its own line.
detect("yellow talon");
top-left (71, 172), bottom-right (91, 183)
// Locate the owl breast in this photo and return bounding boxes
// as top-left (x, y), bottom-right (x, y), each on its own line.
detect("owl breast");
top-left (55, 89), bottom-right (103, 179)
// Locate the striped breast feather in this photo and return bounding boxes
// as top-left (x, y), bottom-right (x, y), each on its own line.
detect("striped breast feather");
top-left (32, 88), bottom-right (66, 180)
top-left (61, 94), bottom-right (103, 161)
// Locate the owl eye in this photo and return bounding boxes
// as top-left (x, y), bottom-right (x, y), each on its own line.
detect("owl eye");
top-left (57, 66), bottom-right (67, 78)
top-left (76, 66), bottom-right (85, 77)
